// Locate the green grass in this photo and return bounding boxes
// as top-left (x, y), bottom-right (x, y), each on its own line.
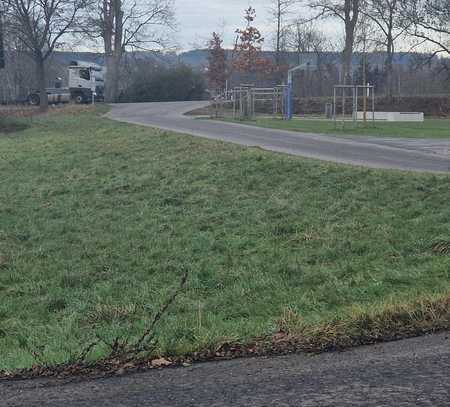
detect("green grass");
top-left (221, 117), bottom-right (450, 138)
top-left (0, 108), bottom-right (449, 371)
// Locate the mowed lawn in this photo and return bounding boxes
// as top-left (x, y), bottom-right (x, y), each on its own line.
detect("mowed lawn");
top-left (223, 117), bottom-right (450, 138)
top-left (0, 108), bottom-right (449, 371)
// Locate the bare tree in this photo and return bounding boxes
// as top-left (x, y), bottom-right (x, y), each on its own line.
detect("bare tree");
top-left (85, 0), bottom-right (175, 102)
top-left (0, 26), bottom-right (38, 103)
top-left (361, 0), bottom-right (406, 96)
top-left (285, 21), bottom-right (325, 62)
top-left (4, 0), bottom-right (87, 110)
top-left (285, 22), bottom-right (333, 95)
top-left (402, 0), bottom-right (449, 57)
top-left (308, 0), bottom-right (361, 83)
top-left (269, 0), bottom-right (295, 68)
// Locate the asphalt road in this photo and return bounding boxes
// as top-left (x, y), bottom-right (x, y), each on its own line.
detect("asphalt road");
top-left (107, 101), bottom-right (450, 174)
top-left (3, 332), bottom-right (450, 406)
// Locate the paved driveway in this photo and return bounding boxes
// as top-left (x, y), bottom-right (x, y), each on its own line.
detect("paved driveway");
top-left (107, 101), bottom-right (450, 173)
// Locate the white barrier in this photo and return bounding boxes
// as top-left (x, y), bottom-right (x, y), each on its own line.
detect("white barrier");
top-left (356, 112), bottom-right (424, 122)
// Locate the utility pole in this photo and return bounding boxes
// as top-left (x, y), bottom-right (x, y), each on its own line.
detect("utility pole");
top-left (362, 51), bottom-right (367, 126)
top-left (360, 16), bottom-right (369, 127)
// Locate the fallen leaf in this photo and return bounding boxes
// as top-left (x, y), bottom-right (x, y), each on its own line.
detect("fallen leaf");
top-left (151, 358), bottom-right (171, 368)
top-left (122, 362), bottom-right (135, 369)
top-left (273, 332), bottom-right (289, 343)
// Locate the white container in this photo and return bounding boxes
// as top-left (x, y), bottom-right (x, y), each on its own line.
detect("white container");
top-left (356, 112), bottom-right (424, 122)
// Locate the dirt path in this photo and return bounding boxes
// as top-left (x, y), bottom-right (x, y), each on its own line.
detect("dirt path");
top-left (107, 101), bottom-right (450, 174)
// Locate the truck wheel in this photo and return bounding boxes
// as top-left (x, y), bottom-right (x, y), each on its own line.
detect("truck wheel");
top-left (73, 94), bottom-right (85, 104)
top-left (28, 93), bottom-right (40, 106)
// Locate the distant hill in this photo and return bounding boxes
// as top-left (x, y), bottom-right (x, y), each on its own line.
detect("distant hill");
top-left (172, 50), bottom-right (443, 70)
top-left (49, 50), bottom-right (443, 71)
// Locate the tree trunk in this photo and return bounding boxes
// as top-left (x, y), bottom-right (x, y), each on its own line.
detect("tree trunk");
top-left (276, 1), bottom-right (281, 67)
top-left (104, 39), bottom-right (122, 103)
top-left (385, 35), bottom-right (394, 98)
top-left (103, 0), bottom-right (124, 103)
top-left (342, 38), bottom-right (353, 85)
top-left (102, 0), bottom-right (122, 103)
top-left (341, 0), bottom-right (359, 85)
top-left (0, 12), bottom-right (5, 69)
top-left (104, 54), bottom-right (118, 102)
top-left (36, 56), bottom-right (48, 111)
top-left (385, 0), bottom-right (397, 98)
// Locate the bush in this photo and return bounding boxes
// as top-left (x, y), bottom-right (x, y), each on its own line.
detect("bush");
top-left (120, 64), bottom-right (207, 103)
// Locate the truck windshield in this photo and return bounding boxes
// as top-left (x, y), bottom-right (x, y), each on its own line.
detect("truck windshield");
top-left (79, 69), bottom-right (90, 81)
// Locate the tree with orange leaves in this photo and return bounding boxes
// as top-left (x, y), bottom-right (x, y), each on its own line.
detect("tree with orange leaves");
top-left (232, 7), bottom-right (273, 80)
top-left (207, 32), bottom-right (227, 93)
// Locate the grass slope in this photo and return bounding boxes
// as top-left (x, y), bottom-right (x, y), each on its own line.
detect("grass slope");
top-left (220, 117), bottom-right (450, 139)
top-left (0, 108), bottom-right (449, 371)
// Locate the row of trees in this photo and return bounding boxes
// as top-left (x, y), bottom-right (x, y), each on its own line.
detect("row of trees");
top-left (208, 1), bottom-right (449, 97)
top-left (306, 0), bottom-right (449, 95)
top-left (0, 0), bottom-right (447, 106)
top-left (1, 0), bottom-right (175, 110)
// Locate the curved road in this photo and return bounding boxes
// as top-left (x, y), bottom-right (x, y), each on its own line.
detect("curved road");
top-left (3, 332), bottom-right (450, 406)
top-left (108, 101), bottom-right (450, 173)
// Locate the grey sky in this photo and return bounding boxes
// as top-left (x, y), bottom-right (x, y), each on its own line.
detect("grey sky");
top-left (172, 2), bottom-right (420, 53)
top-left (174, 0), bottom-right (278, 50)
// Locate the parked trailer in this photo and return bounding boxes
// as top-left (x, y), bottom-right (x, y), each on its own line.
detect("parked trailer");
top-left (28, 88), bottom-right (71, 105)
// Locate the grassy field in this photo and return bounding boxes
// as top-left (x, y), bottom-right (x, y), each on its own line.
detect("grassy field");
top-left (0, 107), bottom-right (449, 371)
top-left (220, 117), bottom-right (450, 138)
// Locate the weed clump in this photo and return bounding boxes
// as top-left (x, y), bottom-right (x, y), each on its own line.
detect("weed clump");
top-left (275, 293), bottom-right (450, 352)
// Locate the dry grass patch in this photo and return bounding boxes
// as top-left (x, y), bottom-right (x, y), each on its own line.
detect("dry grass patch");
top-left (432, 241), bottom-right (450, 255)
top-left (274, 293), bottom-right (450, 352)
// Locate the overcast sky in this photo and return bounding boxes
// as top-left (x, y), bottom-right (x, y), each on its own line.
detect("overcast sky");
top-left (172, 2), bottom-right (422, 53)
top-left (173, 0), bottom-right (281, 50)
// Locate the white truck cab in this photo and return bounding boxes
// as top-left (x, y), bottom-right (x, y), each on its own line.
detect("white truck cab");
top-left (68, 63), bottom-right (105, 103)
top-left (28, 61), bottom-right (105, 105)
